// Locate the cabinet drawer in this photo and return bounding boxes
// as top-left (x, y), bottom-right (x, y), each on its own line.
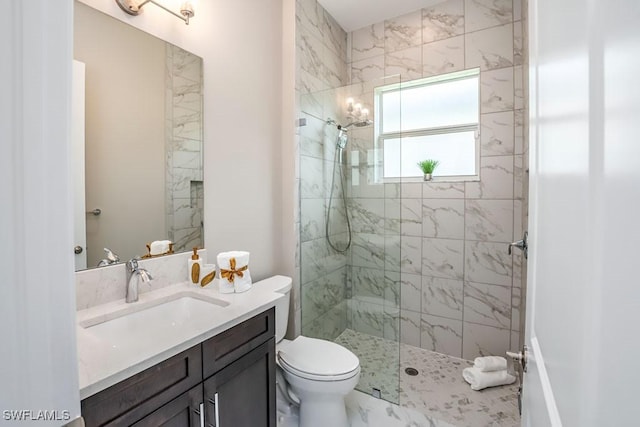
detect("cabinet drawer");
top-left (202, 307), bottom-right (274, 379)
top-left (81, 345), bottom-right (202, 427)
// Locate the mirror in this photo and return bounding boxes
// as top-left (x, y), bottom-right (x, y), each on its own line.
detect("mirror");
top-left (73, 2), bottom-right (204, 271)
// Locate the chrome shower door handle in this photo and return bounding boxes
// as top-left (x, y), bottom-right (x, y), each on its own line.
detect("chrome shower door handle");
top-left (508, 231), bottom-right (528, 259)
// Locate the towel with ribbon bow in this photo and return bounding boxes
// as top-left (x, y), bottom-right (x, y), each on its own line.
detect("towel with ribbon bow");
top-left (220, 257), bottom-right (248, 282)
top-left (217, 251), bottom-right (252, 293)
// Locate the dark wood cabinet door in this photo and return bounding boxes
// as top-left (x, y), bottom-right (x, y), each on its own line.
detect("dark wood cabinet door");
top-left (131, 385), bottom-right (203, 427)
top-left (203, 339), bottom-right (276, 427)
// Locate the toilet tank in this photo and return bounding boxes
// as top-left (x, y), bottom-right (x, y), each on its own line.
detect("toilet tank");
top-left (258, 276), bottom-right (292, 343)
top-left (275, 286), bottom-right (291, 343)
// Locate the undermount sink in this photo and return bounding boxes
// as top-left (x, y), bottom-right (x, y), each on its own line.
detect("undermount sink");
top-left (80, 295), bottom-right (229, 350)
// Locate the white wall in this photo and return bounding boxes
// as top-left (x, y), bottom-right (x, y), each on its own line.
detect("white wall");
top-left (78, 0), bottom-right (292, 280)
top-left (281, 0), bottom-right (298, 335)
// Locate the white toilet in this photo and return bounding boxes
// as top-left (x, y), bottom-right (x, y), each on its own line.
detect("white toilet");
top-left (260, 276), bottom-right (360, 427)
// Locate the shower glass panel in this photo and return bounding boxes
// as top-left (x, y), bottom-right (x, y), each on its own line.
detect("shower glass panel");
top-left (299, 75), bottom-right (403, 404)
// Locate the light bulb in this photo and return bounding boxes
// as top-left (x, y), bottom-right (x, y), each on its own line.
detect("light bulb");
top-left (362, 108), bottom-right (369, 119)
top-left (346, 97), bottom-right (354, 113)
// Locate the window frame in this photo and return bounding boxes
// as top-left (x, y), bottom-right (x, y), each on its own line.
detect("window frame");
top-left (374, 68), bottom-right (481, 182)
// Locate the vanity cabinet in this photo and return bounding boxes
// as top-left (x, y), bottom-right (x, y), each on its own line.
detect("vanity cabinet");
top-left (81, 308), bottom-right (276, 427)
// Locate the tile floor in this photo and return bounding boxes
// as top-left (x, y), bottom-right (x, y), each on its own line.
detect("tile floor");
top-left (335, 328), bottom-right (521, 427)
top-left (278, 389), bottom-right (457, 427)
top-left (347, 390), bottom-right (458, 427)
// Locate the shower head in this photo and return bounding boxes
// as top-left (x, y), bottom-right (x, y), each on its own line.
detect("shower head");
top-left (327, 117), bottom-right (373, 151)
top-left (337, 129), bottom-right (348, 149)
top-left (327, 117), bottom-right (373, 131)
top-left (342, 119), bottom-right (373, 129)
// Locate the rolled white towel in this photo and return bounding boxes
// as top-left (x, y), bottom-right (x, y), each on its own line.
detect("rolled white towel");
top-left (462, 367), bottom-right (516, 391)
top-left (217, 251), bottom-right (252, 293)
top-left (234, 269), bottom-right (252, 293)
top-left (217, 277), bottom-right (234, 294)
top-left (473, 356), bottom-right (508, 372)
top-left (150, 240), bottom-right (172, 255)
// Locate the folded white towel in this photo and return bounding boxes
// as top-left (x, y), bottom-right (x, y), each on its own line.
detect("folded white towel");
top-left (150, 240), bottom-right (172, 255)
top-left (462, 367), bottom-right (516, 391)
top-left (217, 251), bottom-right (252, 293)
top-left (473, 356), bottom-right (508, 372)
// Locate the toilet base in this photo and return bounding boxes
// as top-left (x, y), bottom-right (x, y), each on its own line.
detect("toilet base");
top-left (297, 395), bottom-right (349, 427)
top-left (276, 379), bottom-right (300, 427)
top-left (276, 401), bottom-right (299, 427)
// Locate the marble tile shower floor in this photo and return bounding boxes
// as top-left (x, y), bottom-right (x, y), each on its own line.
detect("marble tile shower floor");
top-left (335, 328), bottom-right (400, 403)
top-left (335, 329), bottom-right (520, 427)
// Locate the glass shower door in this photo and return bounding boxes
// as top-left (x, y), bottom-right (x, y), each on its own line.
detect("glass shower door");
top-left (299, 75), bottom-right (403, 404)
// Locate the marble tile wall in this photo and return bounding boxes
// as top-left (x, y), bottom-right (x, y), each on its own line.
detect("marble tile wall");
top-left (296, 0), bottom-right (349, 340)
top-left (346, 0), bottom-right (528, 360)
top-left (165, 44), bottom-right (204, 253)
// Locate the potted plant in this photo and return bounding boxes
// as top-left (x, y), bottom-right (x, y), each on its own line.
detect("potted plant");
top-left (417, 159), bottom-right (440, 181)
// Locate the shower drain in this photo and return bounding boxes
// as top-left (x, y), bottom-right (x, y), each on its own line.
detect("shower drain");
top-left (405, 367), bottom-right (419, 376)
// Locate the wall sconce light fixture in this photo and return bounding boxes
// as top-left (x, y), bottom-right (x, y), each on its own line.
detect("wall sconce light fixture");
top-left (346, 97), bottom-right (370, 123)
top-left (116, 0), bottom-right (195, 25)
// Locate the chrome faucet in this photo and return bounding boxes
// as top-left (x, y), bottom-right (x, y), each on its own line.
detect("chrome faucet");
top-left (125, 258), bottom-right (153, 303)
top-left (97, 247), bottom-right (120, 267)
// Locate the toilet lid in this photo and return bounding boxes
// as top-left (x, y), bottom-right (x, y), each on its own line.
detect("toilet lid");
top-left (277, 336), bottom-right (360, 380)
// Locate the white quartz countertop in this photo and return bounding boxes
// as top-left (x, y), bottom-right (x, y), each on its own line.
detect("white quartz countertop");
top-left (76, 277), bottom-right (286, 399)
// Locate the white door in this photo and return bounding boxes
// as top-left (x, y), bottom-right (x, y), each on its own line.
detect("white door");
top-left (0, 0), bottom-right (81, 423)
top-left (73, 60), bottom-right (87, 270)
top-left (522, 0), bottom-right (640, 425)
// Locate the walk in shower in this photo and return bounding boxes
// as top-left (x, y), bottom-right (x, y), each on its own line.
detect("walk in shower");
top-left (296, 1), bottom-right (527, 424)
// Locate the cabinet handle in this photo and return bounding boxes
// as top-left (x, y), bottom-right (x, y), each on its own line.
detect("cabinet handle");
top-left (199, 402), bottom-right (205, 427)
top-left (214, 393), bottom-right (220, 427)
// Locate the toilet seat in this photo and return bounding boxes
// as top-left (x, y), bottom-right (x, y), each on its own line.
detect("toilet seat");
top-left (277, 336), bottom-right (360, 382)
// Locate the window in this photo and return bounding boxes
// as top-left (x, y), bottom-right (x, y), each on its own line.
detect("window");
top-left (375, 69), bottom-right (480, 180)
